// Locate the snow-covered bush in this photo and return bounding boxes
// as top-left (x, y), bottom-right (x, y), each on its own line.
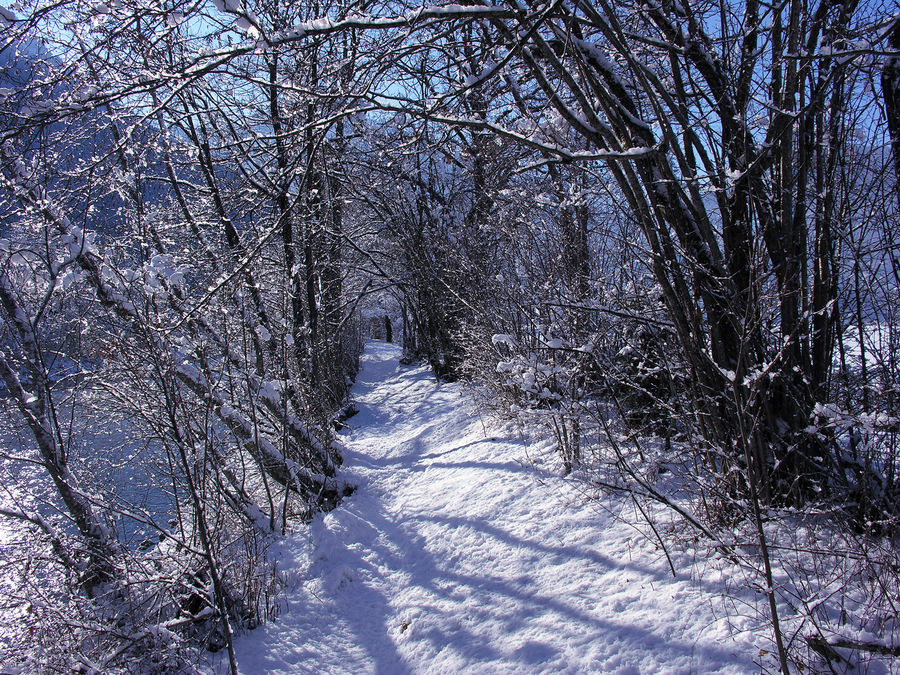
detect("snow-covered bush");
top-left (0, 8), bottom-right (365, 670)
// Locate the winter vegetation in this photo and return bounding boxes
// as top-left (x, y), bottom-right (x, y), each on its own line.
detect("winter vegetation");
top-left (1, 0), bottom-right (899, 671)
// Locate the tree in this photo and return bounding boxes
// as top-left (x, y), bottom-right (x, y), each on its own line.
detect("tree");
top-left (0, 1), bottom-right (368, 667)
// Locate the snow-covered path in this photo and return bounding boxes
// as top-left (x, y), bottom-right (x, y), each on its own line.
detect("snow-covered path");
top-left (233, 341), bottom-right (756, 674)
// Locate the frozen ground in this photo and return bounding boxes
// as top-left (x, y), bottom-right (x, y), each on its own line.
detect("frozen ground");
top-left (232, 340), bottom-right (760, 674)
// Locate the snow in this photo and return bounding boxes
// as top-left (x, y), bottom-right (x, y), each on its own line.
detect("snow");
top-left (231, 341), bottom-right (758, 674)
top-left (0, 5), bottom-right (16, 24)
top-left (257, 380), bottom-right (280, 405)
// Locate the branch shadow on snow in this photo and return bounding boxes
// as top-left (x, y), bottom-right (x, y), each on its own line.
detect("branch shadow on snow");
top-left (408, 511), bottom-right (735, 600)
top-left (300, 486), bottom-right (508, 673)
top-left (312, 489), bottom-right (743, 671)
top-left (241, 343), bottom-right (749, 672)
top-left (401, 513), bottom-right (745, 666)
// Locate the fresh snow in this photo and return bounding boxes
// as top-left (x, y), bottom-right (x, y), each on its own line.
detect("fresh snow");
top-left (231, 341), bottom-right (758, 674)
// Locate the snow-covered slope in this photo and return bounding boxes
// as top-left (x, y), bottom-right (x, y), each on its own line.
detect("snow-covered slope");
top-left (232, 341), bottom-right (758, 673)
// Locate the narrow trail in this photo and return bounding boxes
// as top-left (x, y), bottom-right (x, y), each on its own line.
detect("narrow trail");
top-left (233, 341), bottom-right (756, 674)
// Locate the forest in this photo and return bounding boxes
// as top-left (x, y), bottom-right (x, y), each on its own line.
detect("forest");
top-left (1, 0), bottom-right (899, 671)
